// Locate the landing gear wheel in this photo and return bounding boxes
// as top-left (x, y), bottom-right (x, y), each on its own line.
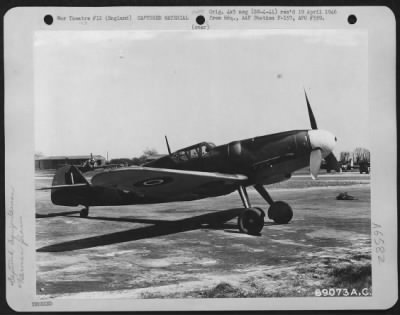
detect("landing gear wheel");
top-left (238, 207), bottom-right (265, 235)
top-left (268, 201), bottom-right (293, 224)
top-left (80, 207), bottom-right (89, 218)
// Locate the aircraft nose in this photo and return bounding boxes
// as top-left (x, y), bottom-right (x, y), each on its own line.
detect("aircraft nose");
top-left (308, 129), bottom-right (337, 157)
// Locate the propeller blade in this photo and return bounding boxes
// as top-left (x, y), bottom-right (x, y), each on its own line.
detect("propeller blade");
top-left (305, 90), bottom-right (318, 130)
top-left (325, 152), bottom-right (341, 172)
top-left (310, 149), bottom-right (322, 180)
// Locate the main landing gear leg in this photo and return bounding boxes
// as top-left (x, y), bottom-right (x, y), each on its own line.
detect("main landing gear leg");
top-left (254, 184), bottom-right (293, 224)
top-left (238, 185), bottom-right (251, 208)
top-left (237, 186), bottom-right (265, 235)
top-left (80, 207), bottom-right (89, 218)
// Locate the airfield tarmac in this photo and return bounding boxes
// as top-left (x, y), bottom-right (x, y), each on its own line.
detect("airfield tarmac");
top-left (35, 172), bottom-right (371, 298)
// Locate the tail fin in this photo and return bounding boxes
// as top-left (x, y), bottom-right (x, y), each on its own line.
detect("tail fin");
top-left (52, 165), bottom-right (89, 186)
top-left (50, 165), bottom-right (91, 206)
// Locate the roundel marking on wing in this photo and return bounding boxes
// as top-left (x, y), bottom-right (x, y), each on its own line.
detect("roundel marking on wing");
top-left (133, 176), bottom-right (174, 187)
top-left (143, 179), bottom-right (165, 186)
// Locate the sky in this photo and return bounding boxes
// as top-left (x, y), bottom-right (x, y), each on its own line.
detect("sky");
top-left (34, 29), bottom-right (368, 159)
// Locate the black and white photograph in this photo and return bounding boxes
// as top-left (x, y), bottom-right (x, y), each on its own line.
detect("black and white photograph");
top-left (4, 6), bottom-right (397, 311)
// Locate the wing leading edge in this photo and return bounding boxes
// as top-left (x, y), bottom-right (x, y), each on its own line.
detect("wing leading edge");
top-left (91, 166), bottom-right (247, 201)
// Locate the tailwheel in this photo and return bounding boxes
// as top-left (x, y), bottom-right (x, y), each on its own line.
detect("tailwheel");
top-left (268, 201), bottom-right (293, 224)
top-left (238, 207), bottom-right (265, 235)
top-left (80, 207), bottom-right (89, 218)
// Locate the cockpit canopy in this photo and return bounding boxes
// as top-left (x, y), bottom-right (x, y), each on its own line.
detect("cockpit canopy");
top-left (172, 142), bottom-right (216, 162)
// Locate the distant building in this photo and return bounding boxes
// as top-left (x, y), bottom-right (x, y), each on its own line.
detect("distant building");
top-left (35, 155), bottom-right (106, 170)
top-left (145, 154), bottom-right (167, 162)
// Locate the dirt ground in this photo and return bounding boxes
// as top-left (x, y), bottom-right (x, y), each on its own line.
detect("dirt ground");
top-left (35, 172), bottom-right (371, 299)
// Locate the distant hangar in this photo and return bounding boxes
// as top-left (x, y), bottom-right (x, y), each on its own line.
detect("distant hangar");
top-left (35, 155), bottom-right (106, 170)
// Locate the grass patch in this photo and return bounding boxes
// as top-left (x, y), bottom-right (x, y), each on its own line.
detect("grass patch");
top-left (198, 278), bottom-right (311, 298)
top-left (139, 262), bottom-right (371, 298)
top-left (269, 180), bottom-right (369, 189)
top-left (200, 282), bottom-right (241, 298)
top-left (140, 254), bottom-right (372, 299)
top-left (327, 263), bottom-right (371, 290)
top-left (352, 254), bottom-right (371, 261)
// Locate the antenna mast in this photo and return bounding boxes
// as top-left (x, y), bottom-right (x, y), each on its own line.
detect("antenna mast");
top-left (165, 135), bottom-right (172, 155)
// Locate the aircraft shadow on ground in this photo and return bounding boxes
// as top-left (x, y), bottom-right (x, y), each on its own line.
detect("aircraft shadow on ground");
top-left (37, 208), bottom-right (246, 252)
top-left (36, 210), bottom-right (82, 218)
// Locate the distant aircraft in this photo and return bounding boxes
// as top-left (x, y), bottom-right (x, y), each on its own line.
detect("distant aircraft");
top-left (75, 153), bottom-right (121, 173)
top-left (40, 92), bottom-right (339, 235)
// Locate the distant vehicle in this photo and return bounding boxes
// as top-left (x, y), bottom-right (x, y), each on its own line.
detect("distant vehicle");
top-left (339, 159), bottom-right (370, 174)
top-left (39, 92), bottom-right (339, 235)
top-left (321, 159), bottom-right (342, 173)
top-left (340, 162), bottom-right (353, 172)
top-left (359, 161), bottom-right (370, 174)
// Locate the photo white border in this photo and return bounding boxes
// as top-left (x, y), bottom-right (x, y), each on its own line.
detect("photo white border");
top-left (4, 6), bottom-right (397, 311)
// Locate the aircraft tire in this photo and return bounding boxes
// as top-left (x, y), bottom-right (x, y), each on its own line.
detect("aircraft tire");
top-left (268, 201), bottom-right (293, 224)
top-left (80, 207), bottom-right (89, 218)
top-left (238, 207), bottom-right (265, 235)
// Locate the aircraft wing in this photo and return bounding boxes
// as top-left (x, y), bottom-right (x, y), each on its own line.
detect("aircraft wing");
top-left (91, 167), bottom-right (247, 201)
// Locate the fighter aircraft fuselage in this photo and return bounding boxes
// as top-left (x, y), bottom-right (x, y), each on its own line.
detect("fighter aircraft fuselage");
top-left (145, 130), bottom-right (311, 186)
